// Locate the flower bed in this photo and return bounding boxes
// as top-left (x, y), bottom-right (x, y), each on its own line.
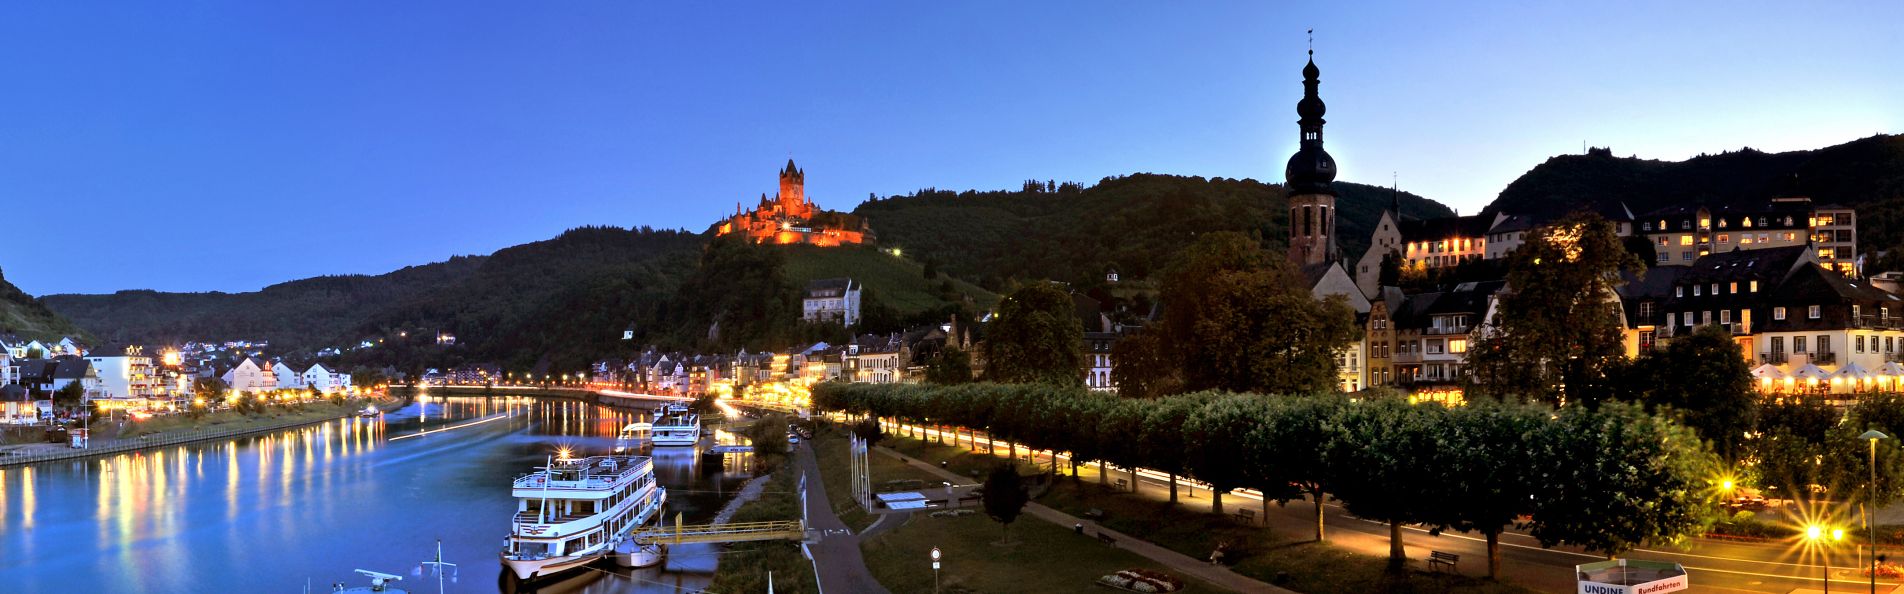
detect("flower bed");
top-left (1862, 562), bottom-right (1904, 579)
top-left (1095, 569), bottom-right (1184, 593)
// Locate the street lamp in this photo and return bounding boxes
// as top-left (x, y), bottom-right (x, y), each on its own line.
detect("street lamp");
top-left (1861, 429), bottom-right (1890, 594)
top-left (1810, 523), bottom-right (1847, 594)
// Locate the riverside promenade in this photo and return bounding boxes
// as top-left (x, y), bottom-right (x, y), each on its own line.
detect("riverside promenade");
top-left (0, 397), bottom-right (402, 468)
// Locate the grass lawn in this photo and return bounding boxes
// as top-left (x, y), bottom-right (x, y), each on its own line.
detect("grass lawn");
top-left (707, 459), bottom-right (820, 594)
top-left (860, 503), bottom-right (1229, 594)
top-left (884, 433), bottom-right (1539, 594)
top-left (811, 425), bottom-right (947, 532)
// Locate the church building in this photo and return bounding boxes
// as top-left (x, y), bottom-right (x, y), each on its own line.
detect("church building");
top-left (1281, 46), bottom-right (1371, 391)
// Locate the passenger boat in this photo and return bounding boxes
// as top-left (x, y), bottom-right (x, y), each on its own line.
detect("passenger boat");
top-left (650, 404), bottom-right (700, 447)
top-left (499, 452), bottom-right (667, 583)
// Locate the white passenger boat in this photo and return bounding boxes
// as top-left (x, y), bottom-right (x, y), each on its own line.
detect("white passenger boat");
top-left (500, 453), bottom-right (667, 583)
top-left (650, 404), bottom-right (700, 447)
top-left (613, 419), bottom-right (653, 454)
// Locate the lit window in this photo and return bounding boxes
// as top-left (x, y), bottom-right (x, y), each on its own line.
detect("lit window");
top-left (1729, 282), bottom-right (1738, 294)
top-left (1700, 217), bottom-right (1711, 229)
top-left (1809, 305), bottom-right (1821, 319)
top-left (1785, 232), bottom-right (1796, 241)
top-left (1449, 339), bottom-right (1468, 354)
top-left (1741, 236), bottom-right (1754, 245)
top-left (1657, 237), bottom-right (1669, 247)
top-left (1750, 280), bottom-right (1758, 292)
top-left (1680, 235), bottom-right (1693, 246)
top-left (1774, 307), bottom-right (1786, 320)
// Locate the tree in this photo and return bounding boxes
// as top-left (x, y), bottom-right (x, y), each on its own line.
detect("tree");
top-left (1251, 394), bottom-right (1347, 541)
top-left (1184, 394), bottom-right (1270, 515)
top-left (1527, 401), bottom-right (1717, 558)
top-left (1425, 402), bottom-right (1546, 579)
top-left (924, 348), bottom-right (974, 385)
top-left (1628, 323), bottom-right (1758, 460)
top-left (1139, 393), bottom-right (1212, 503)
top-left (1109, 326), bottom-right (1179, 398)
top-left (982, 283), bottom-right (1083, 385)
top-left (1377, 250), bottom-right (1403, 288)
top-left (1327, 397), bottom-right (1449, 569)
top-left (1161, 232), bottom-right (1358, 394)
top-left (744, 413), bottom-right (790, 470)
top-left (852, 415), bottom-right (884, 448)
top-left (1470, 212), bottom-right (1642, 405)
top-left (1752, 397), bottom-right (1844, 502)
top-left (982, 463), bottom-right (1030, 544)
top-left (53, 381), bottom-right (86, 412)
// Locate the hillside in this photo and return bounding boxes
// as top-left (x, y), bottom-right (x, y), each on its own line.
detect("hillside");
top-left (779, 244), bottom-right (998, 317)
top-left (0, 267), bottom-right (92, 342)
top-left (1485, 134), bottom-right (1904, 254)
top-left (852, 174), bottom-right (1452, 289)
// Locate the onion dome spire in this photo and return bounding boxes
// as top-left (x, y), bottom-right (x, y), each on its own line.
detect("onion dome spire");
top-left (1284, 35), bottom-right (1337, 196)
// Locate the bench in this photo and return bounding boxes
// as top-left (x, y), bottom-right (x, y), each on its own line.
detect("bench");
top-left (1083, 508), bottom-right (1107, 520)
top-left (1114, 478), bottom-right (1129, 490)
top-left (1232, 508), bottom-right (1257, 525)
top-left (1096, 531), bottom-right (1118, 547)
top-left (1428, 550), bottom-right (1459, 572)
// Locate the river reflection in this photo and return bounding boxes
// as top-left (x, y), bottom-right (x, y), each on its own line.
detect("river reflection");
top-left (0, 396), bottom-right (757, 594)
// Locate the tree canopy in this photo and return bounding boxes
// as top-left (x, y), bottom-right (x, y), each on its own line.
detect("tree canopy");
top-left (981, 283), bottom-right (1083, 386)
top-left (1470, 212), bottom-right (1642, 405)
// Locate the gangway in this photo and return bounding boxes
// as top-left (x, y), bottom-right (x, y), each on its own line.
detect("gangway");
top-left (631, 515), bottom-right (807, 546)
top-left (706, 444), bottom-right (755, 455)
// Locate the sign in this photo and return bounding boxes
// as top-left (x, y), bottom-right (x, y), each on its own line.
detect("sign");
top-left (622, 330), bottom-right (635, 340)
top-left (1575, 560), bottom-right (1688, 594)
top-left (931, 547), bottom-right (941, 569)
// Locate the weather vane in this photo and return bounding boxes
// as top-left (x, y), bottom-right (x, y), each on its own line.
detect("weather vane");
top-left (1308, 28), bottom-right (1313, 56)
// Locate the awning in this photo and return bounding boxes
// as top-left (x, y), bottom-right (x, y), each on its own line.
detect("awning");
top-left (1880, 361), bottom-right (1904, 377)
top-left (1792, 364), bottom-right (1833, 380)
top-left (1750, 364), bottom-right (1788, 380)
top-left (1834, 362), bottom-right (1873, 381)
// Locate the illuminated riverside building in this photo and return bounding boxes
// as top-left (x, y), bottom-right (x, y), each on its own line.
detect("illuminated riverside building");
top-left (1638, 198), bottom-right (1858, 276)
top-left (714, 160), bottom-right (874, 247)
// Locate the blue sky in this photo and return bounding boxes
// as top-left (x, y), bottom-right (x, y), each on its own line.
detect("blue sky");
top-left (3, 2), bottom-right (1897, 294)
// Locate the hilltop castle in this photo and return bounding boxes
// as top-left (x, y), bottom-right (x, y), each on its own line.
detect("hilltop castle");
top-left (715, 160), bottom-right (873, 247)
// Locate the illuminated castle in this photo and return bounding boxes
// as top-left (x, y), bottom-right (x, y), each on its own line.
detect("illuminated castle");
top-left (715, 160), bottom-right (873, 246)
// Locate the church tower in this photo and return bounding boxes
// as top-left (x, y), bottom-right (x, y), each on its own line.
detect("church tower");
top-left (1284, 44), bottom-right (1339, 268)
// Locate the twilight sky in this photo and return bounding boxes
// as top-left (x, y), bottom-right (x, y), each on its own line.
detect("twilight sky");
top-left (3, 2), bottom-right (1898, 295)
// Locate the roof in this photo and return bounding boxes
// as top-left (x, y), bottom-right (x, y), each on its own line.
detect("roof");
top-left (804, 278), bottom-right (855, 298)
top-left (53, 356), bottom-right (92, 380)
top-left (0, 384), bottom-right (29, 402)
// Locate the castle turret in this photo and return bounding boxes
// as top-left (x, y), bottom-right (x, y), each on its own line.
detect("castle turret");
top-left (779, 159), bottom-right (807, 215)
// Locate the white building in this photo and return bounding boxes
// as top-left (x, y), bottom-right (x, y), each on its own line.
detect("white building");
top-left (220, 357), bottom-right (279, 393)
top-left (802, 278), bottom-right (861, 327)
top-left (277, 362), bottom-right (307, 390)
top-left (301, 363), bottom-right (352, 394)
top-left (85, 346), bottom-right (162, 400)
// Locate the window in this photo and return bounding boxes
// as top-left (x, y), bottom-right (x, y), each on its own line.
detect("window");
top-left (1771, 336), bottom-right (1785, 358)
top-left (1693, 285), bottom-right (1702, 296)
top-left (1796, 336), bottom-right (1807, 353)
top-left (1718, 233), bottom-right (1730, 244)
top-left (1638, 302), bottom-right (1654, 318)
top-left (1643, 222), bottom-right (1654, 231)
top-left (1889, 337), bottom-right (1896, 353)
top-left (1741, 235), bottom-right (1754, 245)
top-left (1639, 330), bottom-right (1656, 351)
top-left (1665, 313), bottom-right (1676, 328)
top-left (1448, 339), bottom-right (1468, 354)
top-left (1750, 280), bottom-right (1759, 292)
top-left (1854, 305), bottom-right (1862, 320)
top-left (1774, 307), bottom-right (1786, 320)
top-left (1744, 217), bottom-right (1755, 228)
top-left (1729, 282), bottom-right (1738, 294)
top-left (1675, 286), bottom-right (1684, 298)
top-left (1857, 335), bottom-right (1866, 353)
top-left (1426, 339), bottom-right (1444, 355)
top-left (1658, 252), bottom-right (1670, 264)
top-left (1721, 309), bottom-right (1732, 325)
top-left (1703, 311), bottom-right (1712, 325)
top-left (1711, 283), bottom-right (1720, 296)
top-left (1685, 313), bottom-right (1695, 327)
top-left (1785, 232), bottom-right (1797, 241)
top-left (1820, 335), bottom-right (1832, 355)
top-left (1656, 236), bottom-right (1669, 247)
top-left (1679, 235), bottom-right (1694, 246)
top-left (1809, 305), bottom-right (1822, 319)
top-left (1683, 252), bottom-right (1694, 262)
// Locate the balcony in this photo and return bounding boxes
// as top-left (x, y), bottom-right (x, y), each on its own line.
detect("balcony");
top-left (1423, 325), bottom-right (1472, 336)
top-left (1812, 351), bottom-right (1838, 366)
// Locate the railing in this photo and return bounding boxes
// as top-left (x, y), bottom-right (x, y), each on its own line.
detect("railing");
top-left (1422, 326), bottom-right (1472, 336)
top-left (1813, 352), bottom-right (1838, 366)
top-left (631, 519), bottom-right (806, 546)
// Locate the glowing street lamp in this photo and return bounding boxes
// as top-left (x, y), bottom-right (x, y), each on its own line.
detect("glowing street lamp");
top-left (1808, 523), bottom-right (1846, 594)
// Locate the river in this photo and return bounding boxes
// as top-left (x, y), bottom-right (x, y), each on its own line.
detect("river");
top-left (0, 395), bottom-right (760, 594)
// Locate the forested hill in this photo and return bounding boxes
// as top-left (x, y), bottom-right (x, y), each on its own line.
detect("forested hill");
top-left (43, 255), bottom-right (489, 348)
top-left (852, 174), bottom-right (1452, 288)
top-left (1485, 134), bottom-right (1904, 254)
top-left (0, 267), bottom-right (92, 342)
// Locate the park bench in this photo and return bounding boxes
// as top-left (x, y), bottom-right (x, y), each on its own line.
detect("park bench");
top-left (1083, 508), bottom-right (1108, 520)
top-left (1114, 478), bottom-right (1129, 490)
top-left (1428, 550), bottom-right (1459, 572)
top-left (1096, 531), bottom-right (1118, 547)
top-left (1232, 508), bottom-right (1257, 525)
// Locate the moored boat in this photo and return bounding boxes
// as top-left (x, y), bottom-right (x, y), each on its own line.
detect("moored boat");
top-left (650, 404), bottom-right (700, 447)
top-left (499, 452), bottom-right (667, 583)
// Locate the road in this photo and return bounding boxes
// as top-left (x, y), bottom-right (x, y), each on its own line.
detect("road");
top-left (883, 419), bottom-right (1904, 594)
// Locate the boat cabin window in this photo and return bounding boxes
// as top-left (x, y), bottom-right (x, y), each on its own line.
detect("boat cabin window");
top-left (522, 500), bottom-right (544, 514)
top-left (517, 541), bottom-right (552, 558)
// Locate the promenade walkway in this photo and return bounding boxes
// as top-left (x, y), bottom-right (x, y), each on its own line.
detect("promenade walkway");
top-left (793, 440), bottom-right (892, 594)
top-left (872, 445), bottom-right (1295, 594)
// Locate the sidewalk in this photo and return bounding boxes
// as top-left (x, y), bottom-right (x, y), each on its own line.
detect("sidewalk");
top-left (794, 441), bottom-right (892, 594)
top-left (872, 444), bottom-right (1296, 594)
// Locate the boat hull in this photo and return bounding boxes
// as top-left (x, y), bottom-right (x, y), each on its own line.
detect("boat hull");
top-left (500, 549), bottom-right (604, 582)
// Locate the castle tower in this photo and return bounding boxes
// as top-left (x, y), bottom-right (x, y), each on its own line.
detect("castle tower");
top-left (1284, 45), bottom-right (1339, 268)
top-left (778, 159), bottom-right (807, 216)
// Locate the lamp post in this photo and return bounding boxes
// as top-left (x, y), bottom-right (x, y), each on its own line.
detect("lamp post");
top-left (1811, 524), bottom-right (1847, 594)
top-left (1862, 429), bottom-right (1890, 594)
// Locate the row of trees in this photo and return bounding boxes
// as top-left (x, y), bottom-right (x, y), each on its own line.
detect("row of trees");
top-left (813, 382), bottom-right (1718, 577)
